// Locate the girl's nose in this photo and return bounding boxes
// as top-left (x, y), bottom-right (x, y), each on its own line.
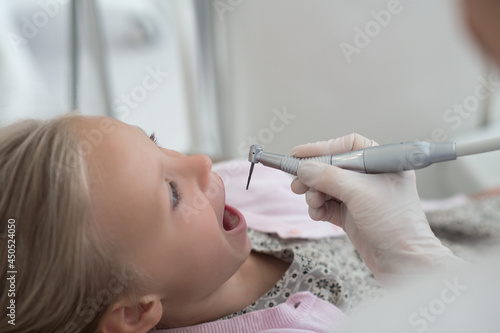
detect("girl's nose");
top-left (163, 148), bottom-right (187, 158)
top-left (183, 154), bottom-right (212, 192)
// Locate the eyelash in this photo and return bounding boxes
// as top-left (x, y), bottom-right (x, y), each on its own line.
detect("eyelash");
top-left (152, 132), bottom-right (178, 207)
top-left (149, 132), bottom-right (158, 145)
top-left (169, 182), bottom-right (181, 208)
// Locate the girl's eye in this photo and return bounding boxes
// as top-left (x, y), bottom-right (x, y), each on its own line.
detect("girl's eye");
top-left (169, 182), bottom-right (181, 208)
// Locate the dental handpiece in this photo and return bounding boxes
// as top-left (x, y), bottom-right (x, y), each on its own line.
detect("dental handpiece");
top-left (245, 137), bottom-right (500, 189)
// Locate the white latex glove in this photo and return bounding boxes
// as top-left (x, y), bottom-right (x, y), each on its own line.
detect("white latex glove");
top-left (291, 134), bottom-right (464, 286)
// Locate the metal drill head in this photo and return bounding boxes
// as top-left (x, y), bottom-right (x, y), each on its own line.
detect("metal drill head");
top-left (246, 145), bottom-right (263, 190)
top-left (248, 145), bottom-right (263, 164)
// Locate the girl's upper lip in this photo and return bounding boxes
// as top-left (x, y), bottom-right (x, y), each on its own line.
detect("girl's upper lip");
top-left (213, 172), bottom-right (226, 225)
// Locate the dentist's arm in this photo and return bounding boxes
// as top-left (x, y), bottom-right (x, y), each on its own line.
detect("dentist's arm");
top-left (291, 134), bottom-right (464, 287)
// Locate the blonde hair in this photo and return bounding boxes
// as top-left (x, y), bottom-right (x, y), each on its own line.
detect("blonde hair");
top-left (0, 113), bottom-right (146, 332)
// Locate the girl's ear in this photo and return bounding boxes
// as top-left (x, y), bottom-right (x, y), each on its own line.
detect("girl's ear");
top-left (100, 294), bottom-right (163, 333)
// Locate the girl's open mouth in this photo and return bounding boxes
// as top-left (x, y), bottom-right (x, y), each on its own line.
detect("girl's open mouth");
top-left (223, 205), bottom-right (243, 231)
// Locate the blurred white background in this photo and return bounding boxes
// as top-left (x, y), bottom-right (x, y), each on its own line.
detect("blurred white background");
top-left (1, 0), bottom-right (500, 198)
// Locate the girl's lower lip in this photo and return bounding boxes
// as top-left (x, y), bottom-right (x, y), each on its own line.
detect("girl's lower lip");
top-left (223, 204), bottom-right (247, 234)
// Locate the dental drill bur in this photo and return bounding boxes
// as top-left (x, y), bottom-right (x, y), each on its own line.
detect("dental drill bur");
top-left (245, 161), bottom-right (255, 190)
top-left (245, 137), bottom-right (500, 189)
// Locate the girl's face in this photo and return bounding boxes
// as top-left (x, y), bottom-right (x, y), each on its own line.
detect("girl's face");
top-left (80, 117), bottom-right (251, 320)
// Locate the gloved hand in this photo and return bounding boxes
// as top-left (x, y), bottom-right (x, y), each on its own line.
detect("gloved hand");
top-left (291, 133), bottom-right (464, 286)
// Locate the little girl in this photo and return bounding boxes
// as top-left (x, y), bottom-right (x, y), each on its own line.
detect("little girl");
top-left (0, 113), bottom-right (378, 332)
